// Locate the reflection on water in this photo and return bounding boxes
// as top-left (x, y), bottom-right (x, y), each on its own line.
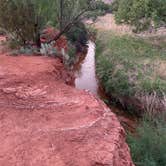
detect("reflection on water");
top-left (74, 40), bottom-right (137, 132)
top-left (75, 41), bottom-right (98, 95)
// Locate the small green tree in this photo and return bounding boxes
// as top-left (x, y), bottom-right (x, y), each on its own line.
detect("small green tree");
top-left (0, 0), bottom-right (35, 45)
top-left (0, 0), bottom-right (57, 47)
top-left (113, 0), bottom-right (166, 32)
top-left (57, 0), bottom-right (93, 31)
top-left (47, 0), bottom-right (96, 43)
top-left (0, 0), bottom-right (96, 48)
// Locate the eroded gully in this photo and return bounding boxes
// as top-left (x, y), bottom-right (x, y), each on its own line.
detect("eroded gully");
top-left (74, 41), bottom-right (137, 132)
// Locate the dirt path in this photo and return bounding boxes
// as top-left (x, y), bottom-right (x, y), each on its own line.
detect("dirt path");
top-left (86, 14), bottom-right (133, 35)
top-left (87, 13), bottom-right (166, 37)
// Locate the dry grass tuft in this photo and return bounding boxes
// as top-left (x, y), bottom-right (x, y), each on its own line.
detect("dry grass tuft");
top-left (136, 92), bottom-right (166, 117)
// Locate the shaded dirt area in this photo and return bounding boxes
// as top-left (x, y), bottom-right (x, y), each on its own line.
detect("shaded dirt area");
top-left (86, 14), bottom-right (132, 35)
top-left (0, 37), bottom-right (134, 166)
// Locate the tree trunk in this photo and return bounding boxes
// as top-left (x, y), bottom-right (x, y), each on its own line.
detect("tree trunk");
top-left (60, 0), bottom-right (64, 31)
top-left (36, 31), bottom-right (41, 49)
top-left (34, 15), bottom-right (41, 49)
top-left (47, 9), bottom-right (87, 44)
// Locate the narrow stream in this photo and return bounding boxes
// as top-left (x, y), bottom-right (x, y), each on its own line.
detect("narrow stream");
top-left (75, 41), bottom-right (98, 95)
top-left (75, 41), bottom-right (137, 132)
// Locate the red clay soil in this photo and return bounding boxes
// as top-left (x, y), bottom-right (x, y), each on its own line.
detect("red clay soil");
top-left (0, 37), bottom-right (134, 166)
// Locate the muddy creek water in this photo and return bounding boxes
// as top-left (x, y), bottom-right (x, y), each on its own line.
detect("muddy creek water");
top-left (75, 41), bottom-right (98, 95)
top-left (75, 41), bottom-right (137, 132)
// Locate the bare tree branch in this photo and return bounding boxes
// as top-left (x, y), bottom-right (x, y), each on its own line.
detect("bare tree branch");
top-left (47, 9), bottom-right (88, 44)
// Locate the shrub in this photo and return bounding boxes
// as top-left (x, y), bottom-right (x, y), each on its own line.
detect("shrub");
top-left (94, 0), bottom-right (111, 11)
top-left (113, 0), bottom-right (166, 32)
top-left (0, 28), bottom-right (6, 35)
top-left (8, 39), bottom-right (20, 50)
top-left (85, 0), bottom-right (112, 20)
top-left (66, 22), bottom-right (88, 47)
top-left (0, 0), bottom-right (57, 48)
top-left (96, 32), bottom-right (166, 113)
top-left (128, 114), bottom-right (166, 166)
top-left (110, 0), bottom-right (120, 12)
top-left (0, 0), bottom-right (36, 45)
top-left (66, 42), bottom-right (77, 66)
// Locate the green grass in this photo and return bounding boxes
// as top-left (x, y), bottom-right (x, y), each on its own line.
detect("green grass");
top-left (127, 114), bottom-right (166, 166)
top-left (145, 35), bottom-right (166, 50)
top-left (96, 31), bottom-right (166, 166)
top-left (96, 31), bottom-right (166, 97)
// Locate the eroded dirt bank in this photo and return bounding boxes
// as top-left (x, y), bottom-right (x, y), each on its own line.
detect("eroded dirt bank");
top-left (0, 38), bottom-right (134, 166)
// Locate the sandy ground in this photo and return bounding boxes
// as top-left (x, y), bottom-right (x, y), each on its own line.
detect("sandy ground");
top-left (94, 14), bottom-right (132, 34)
top-left (86, 14), bottom-right (166, 37)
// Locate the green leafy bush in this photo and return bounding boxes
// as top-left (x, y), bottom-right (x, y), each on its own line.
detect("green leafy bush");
top-left (96, 32), bottom-right (166, 113)
top-left (0, 0), bottom-right (56, 47)
top-left (66, 22), bottom-right (88, 46)
top-left (8, 39), bottom-right (20, 50)
top-left (113, 0), bottom-right (166, 32)
top-left (0, 0), bottom-right (36, 44)
top-left (0, 28), bottom-right (6, 35)
top-left (128, 114), bottom-right (166, 166)
top-left (86, 0), bottom-right (112, 20)
top-left (94, 0), bottom-right (111, 11)
top-left (67, 42), bottom-right (77, 66)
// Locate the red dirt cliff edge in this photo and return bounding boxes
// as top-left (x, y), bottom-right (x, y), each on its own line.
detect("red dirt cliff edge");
top-left (0, 36), bottom-right (134, 166)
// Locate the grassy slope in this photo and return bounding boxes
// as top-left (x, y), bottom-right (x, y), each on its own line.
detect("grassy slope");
top-left (96, 31), bottom-right (166, 112)
top-left (127, 114), bottom-right (166, 166)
